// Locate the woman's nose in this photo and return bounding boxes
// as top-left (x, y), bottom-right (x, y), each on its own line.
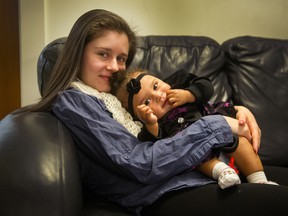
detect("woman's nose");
top-left (106, 58), bottom-right (119, 72)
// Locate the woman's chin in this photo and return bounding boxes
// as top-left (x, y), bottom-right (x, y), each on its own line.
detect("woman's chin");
top-left (95, 85), bottom-right (111, 93)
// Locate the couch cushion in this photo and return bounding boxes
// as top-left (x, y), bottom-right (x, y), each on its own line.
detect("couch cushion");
top-left (222, 36), bottom-right (288, 166)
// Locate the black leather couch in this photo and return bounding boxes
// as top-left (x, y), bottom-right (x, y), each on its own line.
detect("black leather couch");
top-left (1, 35), bottom-right (288, 216)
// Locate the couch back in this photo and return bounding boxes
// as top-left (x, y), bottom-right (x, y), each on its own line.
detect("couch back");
top-left (38, 35), bottom-right (288, 167)
top-left (222, 36), bottom-right (288, 166)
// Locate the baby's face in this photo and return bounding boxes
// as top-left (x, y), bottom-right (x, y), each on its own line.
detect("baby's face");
top-left (133, 74), bottom-right (173, 119)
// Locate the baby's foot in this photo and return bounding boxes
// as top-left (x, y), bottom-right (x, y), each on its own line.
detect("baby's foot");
top-left (218, 168), bottom-right (241, 189)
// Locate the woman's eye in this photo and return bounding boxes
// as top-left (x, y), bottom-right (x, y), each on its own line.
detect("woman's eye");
top-left (98, 51), bottom-right (108, 58)
top-left (117, 56), bottom-right (127, 63)
top-left (144, 99), bottom-right (151, 106)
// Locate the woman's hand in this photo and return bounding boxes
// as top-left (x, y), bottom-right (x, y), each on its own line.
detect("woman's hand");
top-left (223, 116), bottom-right (252, 141)
top-left (234, 106), bottom-right (261, 153)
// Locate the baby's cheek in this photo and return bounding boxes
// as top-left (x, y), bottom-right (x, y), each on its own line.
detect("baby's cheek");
top-left (155, 107), bottom-right (169, 119)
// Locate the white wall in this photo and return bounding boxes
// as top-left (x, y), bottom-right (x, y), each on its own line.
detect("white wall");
top-left (20, 0), bottom-right (288, 106)
top-left (20, 0), bottom-right (45, 106)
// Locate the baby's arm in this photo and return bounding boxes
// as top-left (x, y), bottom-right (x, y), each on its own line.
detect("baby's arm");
top-left (136, 104), bottom-right (159, 137)
top-left (167, 74), bottom-right (214, 108)
top-left (167, 89), bottom-right (196, 107)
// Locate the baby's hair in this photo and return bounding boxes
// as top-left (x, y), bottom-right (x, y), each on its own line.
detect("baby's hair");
top-left (111, 68), bottom-right (153, 110)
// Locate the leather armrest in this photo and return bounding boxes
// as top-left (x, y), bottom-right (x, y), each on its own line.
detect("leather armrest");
top-left (0, 112), bottom-right (82, 216)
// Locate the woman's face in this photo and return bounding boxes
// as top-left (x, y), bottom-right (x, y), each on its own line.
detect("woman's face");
top-left (133, 74), bottom-right (173, 119)
top-left (80, 30), bottom-right (130, 92)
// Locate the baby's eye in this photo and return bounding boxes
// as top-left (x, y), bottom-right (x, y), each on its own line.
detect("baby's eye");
top-left (144, 98), bottom-right (151, 106)
top-left (153, 82), bottom-right (158, 90)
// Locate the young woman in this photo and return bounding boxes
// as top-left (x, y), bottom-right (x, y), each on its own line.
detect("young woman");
top-left (25, 9), bottom-right (264, 215)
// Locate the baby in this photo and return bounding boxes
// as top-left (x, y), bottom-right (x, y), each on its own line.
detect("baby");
top-left (111, 68), bottom-right (278, 189)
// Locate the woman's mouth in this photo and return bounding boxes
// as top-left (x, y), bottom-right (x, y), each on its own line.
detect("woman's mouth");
top-left (100, 74), bottom-right (111, 82)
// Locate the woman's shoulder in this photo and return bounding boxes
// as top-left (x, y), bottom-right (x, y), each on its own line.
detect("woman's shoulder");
top-left (54, 88), bottom-right (107, 111)
top-left (58, 87), bottom-right (102, 101)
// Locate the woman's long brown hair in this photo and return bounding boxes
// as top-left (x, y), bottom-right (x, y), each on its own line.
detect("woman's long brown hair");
top-left (23, 9), bottom-right (136, 112)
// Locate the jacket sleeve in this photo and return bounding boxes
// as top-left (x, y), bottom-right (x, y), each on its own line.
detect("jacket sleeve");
top-left (52, 89), bottom-right (233, 184)
top-left (165, 69), bottom-right (214, 104)
top-left (184, 74), bottom-right (215, 104)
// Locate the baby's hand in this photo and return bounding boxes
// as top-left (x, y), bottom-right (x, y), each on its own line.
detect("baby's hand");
top-left (167, 89), bottom-right (195, 107)
top-left (224, 116), bottom-right (252, 142)
top-left (136, 104), bottom-right (158, 125)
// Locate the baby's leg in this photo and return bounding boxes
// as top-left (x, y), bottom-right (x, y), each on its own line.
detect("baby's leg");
top-left (197, 157), bottom-right (241, 189)
top-left (227, 136), bottom-right (278, 185)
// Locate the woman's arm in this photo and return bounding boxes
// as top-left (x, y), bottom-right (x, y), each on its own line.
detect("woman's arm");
top-left (52, 89), bottom-right (234, 184)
